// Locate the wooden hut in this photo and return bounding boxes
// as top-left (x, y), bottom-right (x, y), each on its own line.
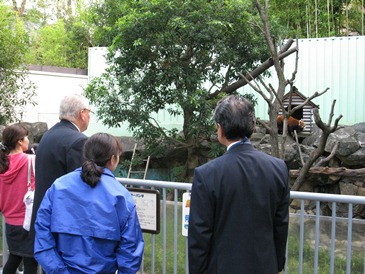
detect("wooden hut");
top-left (279, 87), bottom-right (319, 133)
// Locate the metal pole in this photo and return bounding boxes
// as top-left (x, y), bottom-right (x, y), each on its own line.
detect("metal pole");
top-left (299, 200), bottom-right (304, 274)
top-left (2, 216), bottom-right (8, 266)
top-left (330, 202), bottom-right (336, 274)
top-left (346, 204), bottom-right (353, 274)
top-left (173, 189), bottom-right (178, 274)
top-left (314, 201), bottom-right (320, 274)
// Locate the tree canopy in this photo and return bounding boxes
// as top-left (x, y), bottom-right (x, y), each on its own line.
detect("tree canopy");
top-left (23, 0), bottom-right (93, 69)
top-left (2, 0), bottom-right (363, 71)
top-left (86, 0), bottom-right (271, 178)
top-left (0, 3), bottom-right (36, 125)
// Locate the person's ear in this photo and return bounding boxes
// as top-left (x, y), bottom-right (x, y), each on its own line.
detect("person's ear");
top-left (111, 154), bottom-right (120, 165)
top-left (80, 110), bottom-right (85, 121)
top-left (217, 123), bottom-right (224, 138)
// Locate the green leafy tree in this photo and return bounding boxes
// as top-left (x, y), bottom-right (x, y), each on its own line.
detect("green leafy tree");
top-left (86, 0), bottom-right (269, 180)
top-left (88, 0), bottom-right (133, 46)
top-left (0, 3), bottom-right (36, 125)
top-left (28, 20), bottom-right (70, 67)
top-left (269, 0), bottom-right (361, 38)
top-left (26, 17), bottom-right (91, 68)
top-left (346, 0), bottom-right (365, 35)
top-left (19, 0), bottom-right (93, 69)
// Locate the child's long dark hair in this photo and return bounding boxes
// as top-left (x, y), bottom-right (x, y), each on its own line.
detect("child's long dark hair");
top-left (81, 133), bottom-right (123, 188)
top-left (0, 124), bottom-right (29, 174)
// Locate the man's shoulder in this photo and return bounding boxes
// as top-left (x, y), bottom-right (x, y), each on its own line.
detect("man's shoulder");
top-left (197, 148), bottom-right (286, 171)
top-left (196, 154), bottom-right (226, 172)
top-left (253, 149), bottom-right (288, 172)
top-left (255, 149), bottom-right (286, 163)
top-left (41, 121), bottom-right (86, 142)
top-left (48, 120), bottom-right (78, 133)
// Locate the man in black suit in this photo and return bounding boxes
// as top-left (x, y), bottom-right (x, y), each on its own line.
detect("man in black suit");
top-left (30, 94), bottom-right (92, 240)
top-left (188, 95), bottom-right (289, 274)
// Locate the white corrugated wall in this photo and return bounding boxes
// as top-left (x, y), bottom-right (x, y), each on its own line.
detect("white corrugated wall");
top-left (243, 36), bottom-right (365, 126)
top-left (88, 37), bottom-right (365, 128)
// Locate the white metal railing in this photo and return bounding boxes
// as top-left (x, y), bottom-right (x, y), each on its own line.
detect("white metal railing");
top-left (2, 178), bottom-right (365, 274)
top-left (287, 191), bottom-right (365, 274)
top-left (117, 178), bottom-right (365, 274)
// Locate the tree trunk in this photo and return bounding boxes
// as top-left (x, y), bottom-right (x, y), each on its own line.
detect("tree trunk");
top-left (12, 0), bottom-right (27, 16)
top-left (67, 0), bottom-right (72, 17)
top-left (186, 146), bottom-right (199, 183)
top-left (268, 104), bottom-right (280, 158)
top-left (182, 107), bottom-right (199, 183)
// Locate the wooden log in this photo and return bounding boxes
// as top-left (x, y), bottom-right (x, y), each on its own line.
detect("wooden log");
top-left (289, 167), bottom-right (365, 178)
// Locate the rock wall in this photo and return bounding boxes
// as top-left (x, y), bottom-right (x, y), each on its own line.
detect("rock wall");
top-left (252, 122), bottom-right (365, 218)
top-left (0, 122), bottom-right (140, 156)
top-left (3, 121), bottom-right (365, 197)
top-left (0, 122), bottom-right (48, 144)
top-left (2, 121), bottom-right (365, 217)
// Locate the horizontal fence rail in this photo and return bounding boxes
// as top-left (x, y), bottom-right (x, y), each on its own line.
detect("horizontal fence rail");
top-left (2, 178), bottom-right (365, 274)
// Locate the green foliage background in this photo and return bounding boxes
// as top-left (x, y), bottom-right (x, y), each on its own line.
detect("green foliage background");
top-left (0, 3), bottom-right (36, 125)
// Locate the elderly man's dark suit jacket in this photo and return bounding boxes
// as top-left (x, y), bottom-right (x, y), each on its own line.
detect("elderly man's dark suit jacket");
top-left (30, 119), bottom-right (88, 240)
top-left (188, 142), bottom-right (289, 274)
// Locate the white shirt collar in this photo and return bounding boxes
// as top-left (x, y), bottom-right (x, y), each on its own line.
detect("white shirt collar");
top-left (70, 121), bottom-right (80, 132)
top-left (227, 140), bottom-right (241, 151)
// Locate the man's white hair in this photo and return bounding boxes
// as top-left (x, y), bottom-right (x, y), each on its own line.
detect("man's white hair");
top-left (59, 94), bottom-right (89, 120)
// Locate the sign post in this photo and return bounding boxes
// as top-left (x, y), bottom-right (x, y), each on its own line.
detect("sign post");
top-left (182, 192), bottom-right (191, 237)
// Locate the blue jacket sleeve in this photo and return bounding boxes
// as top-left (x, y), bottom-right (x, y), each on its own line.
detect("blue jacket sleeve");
top-left (117, 205), bottom-right (144, 274)
top-left (34, 186), bottom-right (71, 274)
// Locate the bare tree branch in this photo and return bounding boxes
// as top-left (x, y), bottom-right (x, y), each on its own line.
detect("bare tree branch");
top-left (209, 43), bottom-right (297, 99)
top-left (288, 37), bottom-right (299, 84)
top-left (287, 88), bottom-right (330, 117)
top-left (315, 141), bottom-right (339, 167)
top-left (278, 38), bottom-right (295, 54)
top-left (259, 78), bottom-right (275, 100)
top-left (294, 130), bottom-right (304, 166)
top-left (269, 83), bottom-right (285, 111)
top-left (256, 118), bottom-right (270, 133)
top-left (291, 101), bottom-right (343, 192)
top-left (237, 72), bottom-right (271, 104)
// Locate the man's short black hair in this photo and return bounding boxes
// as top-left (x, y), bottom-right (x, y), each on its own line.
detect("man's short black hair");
top-left (213, 95), bottom-right (256, 140)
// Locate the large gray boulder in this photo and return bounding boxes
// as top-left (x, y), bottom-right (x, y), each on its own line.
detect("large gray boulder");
top-left (281, 123), bottom-right (365, 168)
top-left (21, 122), bottom-right (48, 143)
top-left (0, 122), bottom-right (48, 144)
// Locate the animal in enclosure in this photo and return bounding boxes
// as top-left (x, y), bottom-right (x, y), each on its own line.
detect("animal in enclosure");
top-left (277, 115), bottom-right (305, 135)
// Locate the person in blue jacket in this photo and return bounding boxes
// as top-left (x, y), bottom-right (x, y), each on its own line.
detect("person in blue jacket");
top-left (34, 133), bottom-right (144, 274)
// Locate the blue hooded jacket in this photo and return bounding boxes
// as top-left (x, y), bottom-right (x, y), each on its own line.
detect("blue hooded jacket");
top-left (34, 167), bottom-right (144, 274)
